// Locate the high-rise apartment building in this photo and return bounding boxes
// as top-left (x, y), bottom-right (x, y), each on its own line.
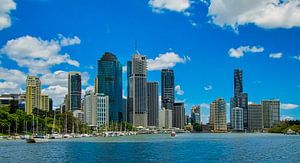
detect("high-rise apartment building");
top-left (25, 76), bottom-right (41, 114)
top-left (210, 98), bottom-right (227, 132)
top-left (40, 94), bottom-right (49, 111)
top-left (262, 100), bottom-right (280, 128)
top-left (68, 72), bottom-right (81, 111)
top-left (83, 90), bottom-right (96, 126)
top-left (127, 54), bottom-right (148, 127)
top-left (174, 102), bottom-right (185, 129)
top-left (97, 52), bottom-right (123, 122)
top-left (147, 82), bottom-right (159, 127)
top-left (159, 109), bottom-right (173, 129)
top-left (232, 107), bottom-right (244, 131)
top-left (95, 93), bottom-right (109, 127)
top-left (248, 103), bottom-right (263, 131)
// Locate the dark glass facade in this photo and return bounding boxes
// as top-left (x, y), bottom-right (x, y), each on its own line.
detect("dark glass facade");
top-left (68, 72), bottom-right (81, 111)
top-left (97, 52), bottom-right (123, 122)
top-left (147, 82), bottom-right (159, 127)
top-left (161, 69), bottom-right (174, 111)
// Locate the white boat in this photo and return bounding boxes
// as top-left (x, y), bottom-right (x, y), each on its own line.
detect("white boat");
top-left (50, 133), bottom-right (63, 139)
top-left (171, 131), bottom-right (176, 137)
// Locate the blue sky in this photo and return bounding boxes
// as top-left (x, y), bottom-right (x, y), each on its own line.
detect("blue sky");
top-left (0, 0), bottom-right (300, 123)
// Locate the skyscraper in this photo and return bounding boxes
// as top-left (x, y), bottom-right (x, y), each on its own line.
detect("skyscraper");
top-left (262, 99), bottom-right (280, 128)
top-left (68, 72), bottom-right (81, 111)
top-left (97, 52), bottom-right (123, 122)
top-left (25, 76), bottom-right (41, 114)
top-left (191, 106), bottom-right (201, 125)
top-left (174, 102), bottom-right (185, 129)
top-left (248, 103), bottom-right (263, 131)
top-left (127, 54), bottom-right (148, 127)
top-left (161, 69), bottom-right (175, 127)
top-left (161, 69), bottom-right (174, 111)
top-left (230, 69), bottom-right (248, 130)
top-left (83, 90), bottom-right (96, 126)
top-left (234, 69), bottom-right (243, 95)
top-left (210, 98), bottom-right (227, 132)
top-left (232, 107), bottom-right (244, 131)
top-left (147, 82), bottom-right (159, 127)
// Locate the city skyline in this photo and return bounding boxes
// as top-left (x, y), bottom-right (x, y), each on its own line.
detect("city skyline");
top-left (0, 0), bottom-right (299, 123)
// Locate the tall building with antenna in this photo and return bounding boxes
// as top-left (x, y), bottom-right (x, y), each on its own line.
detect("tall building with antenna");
top-left (127, 54), bottom-right (148, 127)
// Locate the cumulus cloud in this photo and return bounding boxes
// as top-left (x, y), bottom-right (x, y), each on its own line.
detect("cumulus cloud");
top-left (41, 70), bottom-right (90, 87)
top-left (200, 103), bottom-right (210, 109)
top-left (42, 85), bottom-right (68, 107)
top-left (281, 115), bottom-right (294, 121)
top-left (281, 103), bottom-right (299, 110)
top-left (269, 52), bottom-right (283, 59)
top-left (1, 35), bottom-right (80, 75)
top-left (40, 70), bottom-right (90, 106)
top-left (208, 0), bottom-right (300, 31)
top-left (0, 0), bottom-right (16, 30)
top-left (58, 34), bottom-right (81, 47)
top-left (175, 85), bottom-right (184, 95)
top-left (293, 55), bottom-right (300, 61)
top-left (228, 46), bottom-right (264, 58)
top-left (148, 0), bottom-right (191, 13)
top-left (147, 52), bottom-right (190, 71)
top-left (204, 85), bottom-right (213, 91)
top-left (0, 67), bottom-right (26, 94)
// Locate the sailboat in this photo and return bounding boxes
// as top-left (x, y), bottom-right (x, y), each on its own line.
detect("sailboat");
top-left (26, 114), bottom-right (49, 143)
top-left (50, 111), bottom-right (63, 139)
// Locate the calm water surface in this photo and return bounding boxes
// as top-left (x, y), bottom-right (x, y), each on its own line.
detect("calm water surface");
top-left (0, 133), bottom-right (299, 162)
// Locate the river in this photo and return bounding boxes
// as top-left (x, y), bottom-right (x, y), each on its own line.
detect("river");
top-left (0, 133), bottom-right (299, 162)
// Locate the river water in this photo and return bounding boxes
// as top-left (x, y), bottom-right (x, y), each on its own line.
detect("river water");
top-left (0, 133), bottom-right (299, 162)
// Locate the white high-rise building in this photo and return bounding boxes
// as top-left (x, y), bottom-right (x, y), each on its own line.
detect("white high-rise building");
top-left (159, 109), bottom-right (172, 129)
top-left (232, 107), bottom-right (244, 131)
top-left (96, 93), bottom-right (109, 127)
top-left (83, 90), bottom-right (96, 126)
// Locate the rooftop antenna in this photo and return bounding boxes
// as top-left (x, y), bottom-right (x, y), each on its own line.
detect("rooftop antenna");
top-left (134, 38), bottom-right (140, 55)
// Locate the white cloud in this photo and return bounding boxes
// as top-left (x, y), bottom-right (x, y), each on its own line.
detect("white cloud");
top-left (40, 70), bottom-right (68, 87)
top-left (281, 103), bottom-right (298, 110)
top-left (58, 34), bottom-right (81, 47)
top-left (204, 85), bottom-right (213, 91)
top-left (0, 67), bottom-right (26, 94)
top-left (208, 0), bottom-right (300, 31)
top-left (82, 85), bottom-right (94, 97)
top-left (200, 103), bottom-right (210, 109)
top-left (269, 52), bottom-right (283, 59)
top-left (1, 35), bottom-right (80, 75)
top-left (0, 0), bottom-right (16, 30)
top-left (147, 52), bottom-right (190, 71)
top-left (293, 55), bottom-right (300, 61)
top-left (175, 85), bottom-right (184, 95)
top-left (122, 66), bottom-right (127, 73)
top-left (281, 115), bottom-right (294, 121)
top-left (148, 0), bottom-right (191, 13)
top-left (228, 46), bottom-right (264, 58)
top-left (42, 85), bottom-right (67, 107)
top-left (40, 70), bottom-right (90, 87)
